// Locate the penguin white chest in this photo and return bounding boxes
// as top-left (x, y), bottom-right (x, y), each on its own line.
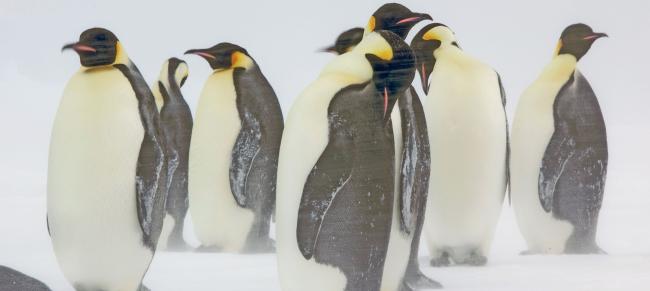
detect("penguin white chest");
top-left (188, 70), bottom-right (254, 252)
top-left (511, 63), bottom-right (575, 253)
top-left (47, 68), bottom-right (152, 290)
top-left (423, 59), bottom-right (507, 255)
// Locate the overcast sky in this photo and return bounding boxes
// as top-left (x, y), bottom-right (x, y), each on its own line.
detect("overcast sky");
top-left (0, 0), bottom-right (648, 203)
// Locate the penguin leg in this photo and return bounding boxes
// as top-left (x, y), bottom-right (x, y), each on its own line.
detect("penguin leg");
top-left (138, 284), bottom-right (151, 291)
top-left (564, 228), bottom-right (606, 255)
top-left (165, 215), bottom-right (191, 252)
top-left (242, 217), bottom-right (276, 254)
top-left (463, 251), bottom-right (488, 266)
top-left (429, 251), bottom-right (451, 267)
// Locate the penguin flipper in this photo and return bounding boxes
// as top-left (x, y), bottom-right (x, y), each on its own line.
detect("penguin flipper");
top-left (497, 73), bottom-right (511, 204)
top-left (229, 113), bottom-right (262, 208)
top-left (296, 134), bottom-right (354, 260)
top-left (398, 87), bottom-right (430, 235)
top-left (115, 63), bottom-right (168, 249)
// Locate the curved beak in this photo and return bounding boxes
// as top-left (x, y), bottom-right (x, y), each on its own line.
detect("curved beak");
top-left (396, 12), bottom-right (432, 25)
top-left (584, 32), bottom-right (608, 41)
top-left (184, 48), bottom-right (216, 60)
top-left (61, 42), bottom-right (96, 53)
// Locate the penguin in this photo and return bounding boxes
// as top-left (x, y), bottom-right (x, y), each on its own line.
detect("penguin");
top-left (0, 266), bottom-right (51, 291)
top-left (49, 28), bottom-right (167, 291)
top-left (362, 5), bottom-right (442, 289)
top-left (276, 30), bottom-right (415, 291)
top-left (411, 23), bottom-right (510, 266)
top-left (511, 23), bottom-right (608, 255)
top-left (151, 58), bottom-right (193, 251)
top-left (185, 43), bottom-right (284, 253)
top-left (320, 27), bottom-right (364, 54)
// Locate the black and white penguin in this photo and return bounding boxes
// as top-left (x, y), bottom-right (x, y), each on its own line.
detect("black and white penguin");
top-left (185, 43), bottom-right (284, 253)
top-left (363, 5), bottom-right (441, 290)
top-left (0, 266), bottom-right (51, 291)
top-left (151, 58), bottom-right (193, 251)
top-left (511, 23), bottom-right (608, 255)
top-left (49, 28), bottom-right (167, 291)
top-left (411, 23), bottom-right (510, 266)
top-left (320, 27), bottom-right (364, 54)
top-left (277, 30), bottom-right (415, 291)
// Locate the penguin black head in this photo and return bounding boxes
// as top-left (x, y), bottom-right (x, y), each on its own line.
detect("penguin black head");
top-left (366, 3), bottom-right (432, 39)
top-left (321, 27), bottom-right (365, 55)
top-left (556, 23), bottom-right (607, 61)
top-left (185, 43), bottom-right (253, 71)
top-left (363, 30), bottom-right (416, 122)
top-left (410, 23), bottom-right (458, 94)
top-left (62, 28), bottom-right (121, 67)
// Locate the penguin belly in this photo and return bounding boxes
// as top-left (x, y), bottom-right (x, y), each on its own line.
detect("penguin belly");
top-left (380, 107), bottom-right (411, 291)
top-left (189, 70), bottom-right (255, 252)
top-left (424, 67), bottom-right (506, 261)
top-left (276, 77), bottom-right (358, 291)
top-left (48, 69), bottom-right (153, 291)
top-left (511, 67), bottom-right (574, 254)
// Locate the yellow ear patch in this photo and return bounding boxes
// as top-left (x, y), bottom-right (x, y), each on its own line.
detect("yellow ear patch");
top-left (554, 40), bottom-right (563, 56)
top-left (376, 47), bottom-right (393, 61)
top-left (423, 30), bottom-right (441, 41)
top-left (367, 16), bottom-right (376, 33)
top-left (231, 51), bottom-right (252, 69)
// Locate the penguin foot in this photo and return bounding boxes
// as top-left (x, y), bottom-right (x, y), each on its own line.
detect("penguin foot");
top-left (195, 245), bottom-right (223, 253)
top-left (138, 284), bottom-right (151, 291)
top-left (429, 252), bottom-right (451, 267)
top-left (164, 240), bottom-right (193, 252)
top-left (519, 250), bottom-right (538, 256)
top-left (404, 270), bottom-right (443, 289)
top-left (243, 237), bottom-right (276, 254)
top-left (464, 253), bottom-right (487, 266)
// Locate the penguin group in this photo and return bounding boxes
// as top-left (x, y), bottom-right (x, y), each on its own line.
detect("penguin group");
top-left (47, 2), bottom-right (609, 291)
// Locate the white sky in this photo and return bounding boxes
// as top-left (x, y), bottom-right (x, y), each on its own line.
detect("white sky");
top-left (0, 0), bottom-right (649, 240)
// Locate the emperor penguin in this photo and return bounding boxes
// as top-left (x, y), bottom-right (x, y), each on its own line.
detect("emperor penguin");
top-left (276, 30), bottom-right (415, 291)
top-left (151, 58), bottom-right (193, 251)
top-left (511, 23), bottom-right (608, 255)
top-left (185, 43), bottom-right (284, 253)
top-left (49, 28), bottom-right (167, 291)
top-left (363, 5), bottom-right (442, 290)
top-left (411, 23), bottom-right (510, 266)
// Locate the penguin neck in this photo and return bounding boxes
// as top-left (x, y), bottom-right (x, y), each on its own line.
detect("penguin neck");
top-left (433, 44), bottom-right (466, 64)
top-left (539, 54), bottom-right (578, 83)
top-left (80, 44), bottom-right (131, 73)
top-left (321, 52), bottom-right (373, 83)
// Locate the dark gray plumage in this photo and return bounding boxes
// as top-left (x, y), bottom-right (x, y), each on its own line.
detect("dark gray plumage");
top-left (229, 63), bottom-right (284, 252)
top-left (115, 62), bottom-right (168, 250)
top-left (157, 58), bottom-right (193, 250)
top-left (0, 266), bottom-right (51, 291)
top-left (539, 70), bottom-right (607, 254)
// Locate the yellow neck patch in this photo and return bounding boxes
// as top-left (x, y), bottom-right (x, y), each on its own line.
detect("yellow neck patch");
top-left (231, 51), bottom-right (253, 69)
top-left (553, 40), bottom-right (563, 56)
top-left (367, 16), bottom-right (376, 33)
top-left (114, 42), bottom-right (129, 64)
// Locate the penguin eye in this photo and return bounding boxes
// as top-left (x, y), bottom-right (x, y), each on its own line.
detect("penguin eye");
top-left (96, 34), bottom-right (107, 41)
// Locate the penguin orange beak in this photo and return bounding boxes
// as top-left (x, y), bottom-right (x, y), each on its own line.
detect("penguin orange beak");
top-left (61, 42), bottom-right (97, 53)
top-left (584, 32), bottom-right (608, 41)
top-left (396, 13), bottom-right (432, 25)
top-left (184, 49), bottom-right (216, 60)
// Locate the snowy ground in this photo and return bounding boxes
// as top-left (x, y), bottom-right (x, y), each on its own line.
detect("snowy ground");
top-left (1, 176), bottom-right (649, 291)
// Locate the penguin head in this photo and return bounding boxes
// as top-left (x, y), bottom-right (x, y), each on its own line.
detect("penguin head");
top-left (185, 43), bottom-right (253, 71)
top-left (362, 31), bottom-right (415, 122)
top-left (411, 23), bottom-right (458, 94)
top-left (62, 28), bottom-right (125, 67)
top-left (365, 3), bottom-right (432, 39)
top-left (555, 23), bottom-right (607, 61)
top-left (158, 57), bottom-right (189, 92)
top-left (321, 27), bottom-right (365, 55)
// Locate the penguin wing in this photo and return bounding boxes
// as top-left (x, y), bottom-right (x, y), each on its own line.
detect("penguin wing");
top-left (538, 71), bottom-right (608, 214)
top-left (296, 85), bottom-right (358, 260)
top-left (229, 112), bottom-right (262, 208)
top-left (115, 63), bottom-right (168, 248)
top-left (497, 73), bottom-right (511, 203)
top-left (398, 87), bottom-right (430, 235)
